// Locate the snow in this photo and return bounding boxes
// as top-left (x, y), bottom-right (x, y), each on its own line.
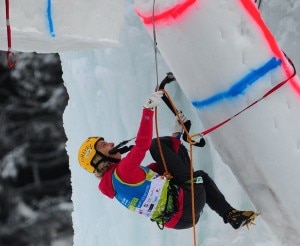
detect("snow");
top-left (1, 0), bottom-right (299, 245)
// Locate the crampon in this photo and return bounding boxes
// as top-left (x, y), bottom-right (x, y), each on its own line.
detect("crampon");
top-left (226, 210), bottom-right (260, 229)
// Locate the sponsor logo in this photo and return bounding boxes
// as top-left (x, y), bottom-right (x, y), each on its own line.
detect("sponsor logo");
top-left (148, 204), bottom-right (154, 212)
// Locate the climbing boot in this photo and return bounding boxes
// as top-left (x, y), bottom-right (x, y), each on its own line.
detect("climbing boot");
top-left (224, 209), bottom-right (259, 229)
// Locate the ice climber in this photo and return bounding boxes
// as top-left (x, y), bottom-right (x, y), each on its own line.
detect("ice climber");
top-left (78, 90), bottom-right (258, 230)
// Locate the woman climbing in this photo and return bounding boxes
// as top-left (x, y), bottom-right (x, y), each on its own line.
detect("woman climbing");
top-left (77, 89), bottom-right (258, 230)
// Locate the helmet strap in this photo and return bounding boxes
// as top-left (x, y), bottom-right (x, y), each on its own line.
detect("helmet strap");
top-left (91, 150), bottom-right (120, 170)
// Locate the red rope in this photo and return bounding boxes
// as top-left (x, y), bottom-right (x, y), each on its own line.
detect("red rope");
top-left (5, 0), bottom-right (16, 68)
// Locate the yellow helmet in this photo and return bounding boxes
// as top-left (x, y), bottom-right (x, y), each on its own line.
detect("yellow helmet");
top-left (78, 137), bottom-right (103, 173)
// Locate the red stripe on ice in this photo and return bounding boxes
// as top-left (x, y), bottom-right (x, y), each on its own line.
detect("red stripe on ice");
top-left (135, 0), bottom-right (197, 25)
top-left (240, 0), bottom-right (300, 95)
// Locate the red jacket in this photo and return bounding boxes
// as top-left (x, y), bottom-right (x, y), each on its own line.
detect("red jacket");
top-left (99, 108), bottom-right (184, 228)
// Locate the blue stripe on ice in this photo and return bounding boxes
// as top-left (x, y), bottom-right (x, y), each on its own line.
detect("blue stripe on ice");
top-left (47, 0), bottom-right (55, 37)
top-left (192, 57), bottom-right (282, 109)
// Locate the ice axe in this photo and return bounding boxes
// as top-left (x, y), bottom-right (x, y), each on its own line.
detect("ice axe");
top-left (158, 73), bottom-right (205, 147)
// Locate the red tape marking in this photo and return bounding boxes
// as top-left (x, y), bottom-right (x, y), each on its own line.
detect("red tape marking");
top-left (135, 0), bottom-right (197, 25)
top-left (240, 0), bottom-right (300, 95)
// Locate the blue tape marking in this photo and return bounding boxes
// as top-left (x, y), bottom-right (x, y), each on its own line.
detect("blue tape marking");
top-left (47, 0), bottom-right (55, 37)
top-left (192, 57), bottom-right (282, 109)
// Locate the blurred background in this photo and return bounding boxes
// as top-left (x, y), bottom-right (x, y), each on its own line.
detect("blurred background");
top-left (0, 51), bottom-right (73, 246)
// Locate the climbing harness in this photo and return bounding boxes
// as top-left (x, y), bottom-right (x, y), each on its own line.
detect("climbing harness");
top-left (5, 0), bottom-right (16, 68)
top-left (151, 181), bottom-right (179, 230)
top-left (150, 0), bottom-right (176, 181)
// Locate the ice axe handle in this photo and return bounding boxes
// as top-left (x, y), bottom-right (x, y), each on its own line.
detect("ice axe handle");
top-left (158, 72), bottom-right (177, 115)
top-left (159, 73), bottom-right (206, 148)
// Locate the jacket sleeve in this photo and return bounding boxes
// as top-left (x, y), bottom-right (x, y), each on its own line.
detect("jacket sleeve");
top-left (115, 108), bottom-right (154, 183)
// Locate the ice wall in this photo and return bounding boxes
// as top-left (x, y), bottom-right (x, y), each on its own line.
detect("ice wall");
top-left (0, 0), bottom-right (124, 52)
top-left (1, 0), bottom-right (299, 245)
top-left (134, 0), bottom-right (300, 244)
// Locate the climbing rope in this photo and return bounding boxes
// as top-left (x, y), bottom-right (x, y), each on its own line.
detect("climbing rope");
top-left (154, 100), bottom-right (197, 245)
top-left (188, 140), bottom-right (197, 246)
top-left (152, 0), bottom-right (159, 87)
top-left (151, 2), bottom-right (197, 245)
top-left (156, 89), bottom-right (198, 245)
top-left (151, 0), bottom-right (174, 180)
top-left (5, 0), bottom-right (16, 68)
top-left (151, 0), bottom-right (172, 180)
top-left (154, 112), bottom-right (173, 180)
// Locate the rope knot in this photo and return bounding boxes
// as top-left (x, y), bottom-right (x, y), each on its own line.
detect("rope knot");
top-left (162, 172), bottom-right (173, 180)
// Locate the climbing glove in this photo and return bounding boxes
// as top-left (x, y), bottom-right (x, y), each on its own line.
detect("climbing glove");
top-left (143, 91), bottom-right (164, 110)
top-left (173, 111), bottom-right (188, 133)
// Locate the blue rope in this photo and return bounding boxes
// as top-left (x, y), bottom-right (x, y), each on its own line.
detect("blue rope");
top-left (46, 0), bottom-right (55, 37)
